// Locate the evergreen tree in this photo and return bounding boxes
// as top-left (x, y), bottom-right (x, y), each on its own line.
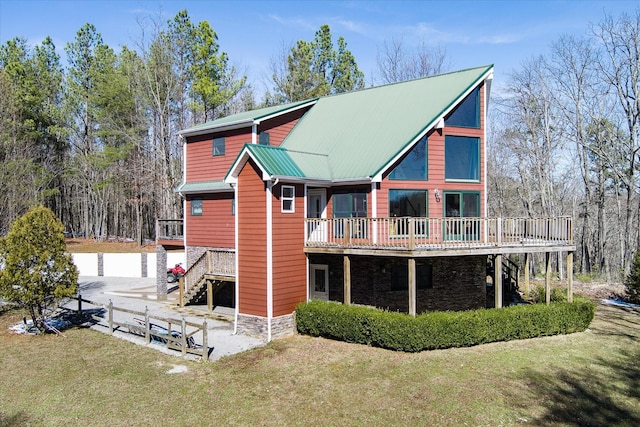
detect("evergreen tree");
top-left (266, 24), bottom-right (364, 104)
top-left (624, 250), bottom-right (640, 303)
top-left (0, 206), bottom-right (78, 332)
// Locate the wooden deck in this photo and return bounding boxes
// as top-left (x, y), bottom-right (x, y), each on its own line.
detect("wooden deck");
top-left (304, 216), bottom-right (575, 256)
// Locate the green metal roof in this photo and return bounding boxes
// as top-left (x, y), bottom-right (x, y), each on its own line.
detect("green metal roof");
top-left (176, 180), bottom-right (232, 193)
top-left (240, 144), bottom-right (332, 180)
top-left (280, 65), bottom-right (493, 180)
top-left (179, 99), bottom-right (316, 136)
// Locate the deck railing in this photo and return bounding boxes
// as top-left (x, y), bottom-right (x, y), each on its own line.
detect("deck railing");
top-left (182, 249), bottom-right (236, 295)
top-left (305, 216), bottom-right (573, 251)
top-left (156, 219), bottom-right (184, 241)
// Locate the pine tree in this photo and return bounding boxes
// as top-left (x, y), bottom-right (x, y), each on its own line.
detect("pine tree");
top-left (624, 250), bottom-right (640, 303)
top-left (0, 206), bottom-right (78, 331)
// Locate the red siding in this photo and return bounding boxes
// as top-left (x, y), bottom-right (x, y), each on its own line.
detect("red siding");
top-left (185, 193), bottom-right (235, 248)
top-left (186, 127), bottom-right (252, 182)
top-left (271, 183), bottom-right (307, 316)
top-left (258, 109), bottom-right (309, 147)
top-left (378, 83), bottom-right (486, 218)
top-left (237, 160), bottom-right (267, 317)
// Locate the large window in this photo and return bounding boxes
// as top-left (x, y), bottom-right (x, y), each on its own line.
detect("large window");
top-left (332, 191), bottom-right (367, 218)
top-left (212, 137), bottom-right (225, 156)
top-left (446, 86), bottom-right (480, 128)
top-left (445, 136), bottom-right (480, 181)
top-left (389, 135), bottom-right (427, 180)
top-left (389, 189), bottom-right (427, 217)
top-left (443, 191), bottom-right (480, 241)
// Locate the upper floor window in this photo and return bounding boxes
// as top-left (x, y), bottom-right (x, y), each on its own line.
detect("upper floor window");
top-left (445, 136), bottom-right (480, 181)
top-left (446, 86), bottom-right (480, 128)
top-left (259, 132), bottom-right (270, 146)
top-left (389, 135), bottom-right (427, 180)
top-left (191, 198), bottom-right (203, 216)
top-left (282, 185), bottom-right (295, 213)
top-left (212, 137), bottom-right (225, 156)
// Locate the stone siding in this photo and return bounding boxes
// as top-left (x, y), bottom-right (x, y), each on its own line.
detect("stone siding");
top-left (308, 254), bottom-right (487, 313)
top-left (236, 313), bottom-right (296, 340)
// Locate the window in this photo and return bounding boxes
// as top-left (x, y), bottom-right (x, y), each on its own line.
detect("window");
top-left (231, 194), bottom-right (235, 216)
top-left (390, 263), bottom-right (433, 291)
top-left (389, 189), bottom-right (427, 217)
top-left (332, 191), bottom-right (367, 218)
top-left (191, 198), bottom-right (203, 216)
top-left (444, 192), bottom-right (480, 218)
top-left (259, 132), bottom-right (270, 146)
top-left (445, 136), bottom-right (480, 181)
top-left (446, 86), bottom-right (480, 128)
top-left (390, 135), bottom-right (427, 180)
top-left (212, 137), bottom-right (225, 156)
top-left (281, 185), bottom-right (295, 213)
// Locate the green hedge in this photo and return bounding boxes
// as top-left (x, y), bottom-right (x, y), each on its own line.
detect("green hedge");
top-left (295, 298), bottom-right (595, 352)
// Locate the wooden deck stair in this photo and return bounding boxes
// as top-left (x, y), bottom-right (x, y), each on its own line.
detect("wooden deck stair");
top-left (179, 250), bottom-right (236, 307)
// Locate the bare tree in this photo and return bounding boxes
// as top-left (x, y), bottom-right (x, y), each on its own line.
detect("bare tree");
top-left (375, 36), bottom-right (450, 84)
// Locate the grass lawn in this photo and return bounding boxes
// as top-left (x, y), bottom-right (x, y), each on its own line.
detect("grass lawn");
top-left (1, 301), bottom-right (639, 426)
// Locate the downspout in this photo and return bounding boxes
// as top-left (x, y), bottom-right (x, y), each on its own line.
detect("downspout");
top-left (232, 182), bottom-right (239, 334)
top-left (180, 134), bottom-right (188, 250)
top-left (266, 179), bottom-right (274, 342)
top-left (304, 184), bottom-right (310, 301)
top-left (252, 123), bottom-right (257, 144)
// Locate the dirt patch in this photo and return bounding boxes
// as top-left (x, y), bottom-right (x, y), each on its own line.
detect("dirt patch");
top-left (65, 238), bottom-right (156, 253)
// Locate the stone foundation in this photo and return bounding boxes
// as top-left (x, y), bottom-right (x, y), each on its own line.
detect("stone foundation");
top-left (236, 313), bottom-right (296, 340)
top-left (308, 254), bottom-right (487, 313)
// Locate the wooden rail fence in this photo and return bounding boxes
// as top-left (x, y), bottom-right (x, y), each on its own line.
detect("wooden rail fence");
top-left (72, 295), bottom-right (209, 361)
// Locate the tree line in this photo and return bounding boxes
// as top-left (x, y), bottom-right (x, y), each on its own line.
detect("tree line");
top-left (1, 7), bottom-right (637, 280)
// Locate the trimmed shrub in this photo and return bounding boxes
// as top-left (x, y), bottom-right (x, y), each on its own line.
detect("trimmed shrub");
top-left (295, 297), bottom-right (595, 352)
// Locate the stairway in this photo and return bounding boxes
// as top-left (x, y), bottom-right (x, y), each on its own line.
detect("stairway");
top-left (179, 250), bottom-right (236, 307)
top-left (486, 255), bottom-right (520, 307)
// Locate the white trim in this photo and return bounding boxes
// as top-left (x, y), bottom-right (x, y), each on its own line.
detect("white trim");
top-left (371, 182), bottom-right (378, 243)
top-left (254, 100), bottom-right (317, 124)
top-left (266, 181), bottom-right (274, 342)
top-left (252, 123), bottom-right (257, 144)
top-left (233, 181), bottom-right (239, 334)
top-left (483, 79), bottom-right (489, 217)
top-left (304, 185), bottom-right (310, 302)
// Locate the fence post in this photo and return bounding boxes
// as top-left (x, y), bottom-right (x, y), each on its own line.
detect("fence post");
top-left (144, 307), bottom-right (150, 344)
top-left (108, 300), bottom-right (113, 334)
top-left (181, 318), bottom-right (187, 356)
top-left (202, 320), bottom-right (208, 362)
top-left (78, 294), bottom-right (82, 318)
top-left (179, 276), bottom-right (184, 308)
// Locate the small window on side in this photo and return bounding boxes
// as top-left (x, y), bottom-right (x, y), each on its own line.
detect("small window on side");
top-left (259, 132), bottom-right (270, 146)
top-left (212, 137), bottom-right (225, 156)
top-left (191, 198), bottom-right (203, 216)
top-left (282, 185), bottom-right (295, 213)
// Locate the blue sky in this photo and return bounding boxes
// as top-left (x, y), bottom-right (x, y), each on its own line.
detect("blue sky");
top-left (0, 0), bottom-right (637, 96)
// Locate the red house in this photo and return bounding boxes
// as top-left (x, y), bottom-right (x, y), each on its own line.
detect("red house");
top-left (157, 65), bottom-right (575, 341)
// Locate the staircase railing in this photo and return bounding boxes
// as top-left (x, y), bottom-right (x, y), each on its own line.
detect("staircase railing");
top-left (179, 249), bottom-right (236, 306)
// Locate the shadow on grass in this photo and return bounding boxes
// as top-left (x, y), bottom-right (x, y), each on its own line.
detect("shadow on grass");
top-left (0, 411), bottom-right (35, 426)
top-left (519, 305), bottom-right (640, 426)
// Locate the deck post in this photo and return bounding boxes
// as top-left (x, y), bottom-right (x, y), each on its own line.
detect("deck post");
top-left (494, 254), bottom-right (503, 308)
top-left (207, 280), bottom-right (213, 313)
top-left (408, 258), bottom-right (416, 316)
top-left (179, 276), bottom-right (184, 308)
top-left (545, 252), bottom-right (551, 305)
top-left (567, 251), bottom-right (574, 303)
top-left (523, 253), bottom-right (530, 297)
top-left (408, 218), bottom-right (415, 250)
top-left (343, 255), bottom-right (351, 305)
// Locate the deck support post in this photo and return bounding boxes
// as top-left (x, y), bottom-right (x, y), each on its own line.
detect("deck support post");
top-left (207, 280), bottom-right (213, 313)
top-left (545, 252), bottom-right (552, 305)
top-left (494, 254), bottom-right (503, 308)
top-left (567, 251), bottom-right (574, 303)
top-left (408, 258), bottom-right (416, 316)
top-left (524, 253), bottom-right (530, 297)
top-left (343, 255), bottom-right (351, 305)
